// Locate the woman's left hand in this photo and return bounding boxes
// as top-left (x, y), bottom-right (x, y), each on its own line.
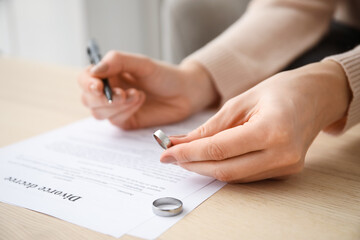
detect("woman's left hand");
top-left (160, 61), bottom-right (351, 182)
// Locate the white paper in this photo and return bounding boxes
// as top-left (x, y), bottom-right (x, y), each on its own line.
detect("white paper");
top-left (0, 112), bottom-right (225, 239)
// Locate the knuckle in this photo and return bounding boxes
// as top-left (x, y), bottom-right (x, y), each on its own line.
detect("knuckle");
top-left (107, 50), bottom-right (119, 60)
top-left (264, 124), bottom-right (291, 147)
top-left (223, 95), bottom-right (241, 108)
top-left (223, 98), bottom-right (235, 109)
top-left (213, 167), bottom-right (232, 182)
top-left (255, 124), bottom-right (271, 146)
top-left (196, 125), bottom-right (210, 138)
top-left (206, 141), bottom-right (227, 160)
top-left (276, 128), bottom-right (292, 144)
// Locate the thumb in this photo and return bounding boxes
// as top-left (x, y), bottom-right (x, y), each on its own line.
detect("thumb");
top-left (90, 51), bottom-right (156, 79)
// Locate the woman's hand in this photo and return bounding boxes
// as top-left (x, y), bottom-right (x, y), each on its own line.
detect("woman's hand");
top-left (78, 51), bottom-right (218, 129)
top-left (160, 61), bottom-right (351, 182)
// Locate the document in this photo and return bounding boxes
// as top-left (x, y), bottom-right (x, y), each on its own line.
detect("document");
top-left (0, 112), bottom-right (226, 239)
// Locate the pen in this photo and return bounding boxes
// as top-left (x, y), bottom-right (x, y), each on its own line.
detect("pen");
top-left (87, 39), bottom-right (113, 104)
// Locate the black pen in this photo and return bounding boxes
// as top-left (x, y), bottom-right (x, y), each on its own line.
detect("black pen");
top-left (87, 39), bottom-right (113, 104)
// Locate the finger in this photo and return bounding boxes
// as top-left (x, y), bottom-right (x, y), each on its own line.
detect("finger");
top-left (161, 121), bottom-right (267, 163)
top-left (92, 100), bottom-right (140, 120)
top-left (178, 151), bottom-right (268, 182)
top-left (118, 98), bottom-right (192, 130)
top-left (108, 91), bottom-right (146, 128)
top-left (177, 149), bottom-right (303, 183)
top-left (170, 96), bottom-right (253, 145)
top-left (82, 87), bottom-right (127, 108)
top-left (90, 51), bottom-right (156, 79)
top-left (78, 67), bottom-right (104, 95)
top-left (91, 89), bottom-right (143, 120)
top-left (178, 151), bottom-right (295, 183)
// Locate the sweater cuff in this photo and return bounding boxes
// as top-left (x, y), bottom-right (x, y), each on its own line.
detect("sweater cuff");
top-left (324, 45), bottom-right (360, 133)
top-left (183, 44), bottom-right (259, 105)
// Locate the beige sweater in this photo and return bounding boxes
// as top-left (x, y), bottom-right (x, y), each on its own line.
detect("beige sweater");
top-left (186, 0), bottom-right (360, 133)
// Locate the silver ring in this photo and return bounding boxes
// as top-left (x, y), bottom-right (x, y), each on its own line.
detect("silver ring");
top-left (152, 197), bottom-right (183, 217)
top-left (153, 130), bottom-right (172, 150)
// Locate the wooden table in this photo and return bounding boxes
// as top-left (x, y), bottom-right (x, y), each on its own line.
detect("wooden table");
top-left (0, 57), bottom-right (359, 240)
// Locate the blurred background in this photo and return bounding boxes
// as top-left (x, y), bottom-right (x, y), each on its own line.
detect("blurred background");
top-left (0, 0), bottom-right (163, 67)
top-left (0, 0), bottom-right (249, 67)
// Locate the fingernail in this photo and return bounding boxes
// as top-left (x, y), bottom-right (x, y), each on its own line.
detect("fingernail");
top-left (162, 156), bottom-right (176, 164)
top-left (91, 62), bottom-right (108, 74)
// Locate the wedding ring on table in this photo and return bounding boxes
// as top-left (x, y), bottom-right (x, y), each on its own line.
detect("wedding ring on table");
top-left (152, 197), bottom-right (183, 217)
top-left (153, 130), bottom-right (172, 150)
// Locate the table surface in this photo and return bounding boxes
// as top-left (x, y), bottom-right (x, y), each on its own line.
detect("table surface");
top-left (0, 57), bottom-right (359, 240)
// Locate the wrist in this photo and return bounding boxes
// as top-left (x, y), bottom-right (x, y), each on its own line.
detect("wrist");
top-left (179, 60), bottom-right (220, 113)
top-left (320, 60), bottom-right (352, 131)
top-left (308, 61), bottom-right (351, 131)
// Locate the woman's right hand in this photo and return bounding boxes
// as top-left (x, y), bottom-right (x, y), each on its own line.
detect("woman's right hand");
top-left (78, 51), bottom-right (218, 129)
top-left (160, 61), bottom-right (351, 182)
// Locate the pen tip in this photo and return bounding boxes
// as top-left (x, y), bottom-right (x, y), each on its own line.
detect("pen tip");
top-left (108, 100), bottom-right (113, 104)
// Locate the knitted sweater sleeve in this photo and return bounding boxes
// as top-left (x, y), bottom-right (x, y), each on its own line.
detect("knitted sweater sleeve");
top-left (324, 45), bottom-right (360, 133)
top-left (184, 0), bottom-right (338, 103)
